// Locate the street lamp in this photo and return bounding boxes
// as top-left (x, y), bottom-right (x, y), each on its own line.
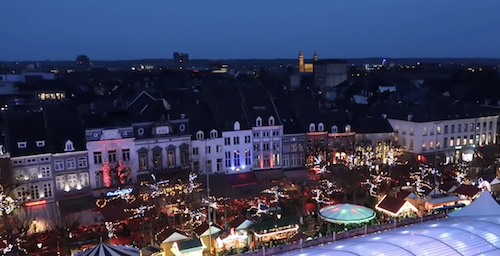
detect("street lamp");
top-left (204, 137), bottom-right (213, 255)
top-left (434, 122), bottom-right (442, 187)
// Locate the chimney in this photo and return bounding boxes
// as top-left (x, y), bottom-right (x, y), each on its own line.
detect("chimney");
top-left (180, 113), bottom-right (186, 119)
top-left (407, 114), bottom-right (413, 121)
top-left (381, 114), bottom-right (387, 119)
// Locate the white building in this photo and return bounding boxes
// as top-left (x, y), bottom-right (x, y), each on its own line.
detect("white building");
top-left (222, 121), bottom-right (253, 174)
top-left (85, 127), bottom-right (137, 194)
top-left (388, 111), bottom-right (499, 163)
top-left (252, 115), bottom-right (284, 170)
top-left (191, 129), bottom-right (224, 174)
top-left (133, 119), bottom-right (191, 176)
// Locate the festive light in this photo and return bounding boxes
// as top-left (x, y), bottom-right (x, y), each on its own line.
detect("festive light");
top-left (261, 186), bottom-right (287, 203)
top-left (96, 192), bottom-right (136, 208)
top-left (124, 205), bottom-right (156, 219)
top-left (105, 222), bottom-right (115, 238)
top-left (0, 187), bottom-right (15, 216)
top-left (253, 224), bottom-right (299, 238)
top-left (25, 200), bottom-right (47, 207)
top-left (106, 188), bottom-right (133, 197)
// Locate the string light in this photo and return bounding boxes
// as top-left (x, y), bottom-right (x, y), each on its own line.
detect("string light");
top-left (261, 186), bottom-right (287, 203)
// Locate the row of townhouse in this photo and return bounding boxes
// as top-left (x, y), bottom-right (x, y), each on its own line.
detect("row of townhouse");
top-left (3, 91), bottom-right (498, 209)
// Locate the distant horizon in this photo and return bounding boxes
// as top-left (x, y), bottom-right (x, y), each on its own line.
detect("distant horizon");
top-left (2, 56), bottom-right (500, 63)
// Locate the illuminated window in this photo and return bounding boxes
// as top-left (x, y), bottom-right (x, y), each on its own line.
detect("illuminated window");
top-left (449, 137), bottom-right (454, 147)
top-left (139, 152), bottom-right (148, 170)
top-left (345, 125), bottom-right (351, 133)
top-left (422, 141), bottom-right (426, 149)
top-left (462, 137), bottom-right (467, 145)
top-left (423, 127), bottom-right (427, 135)
top-left (437, 125), bottom-right (441, 134)
top-left (456, 137), bottom-right (460, 146)
top-left (436, 140), bottom-right (441, 148)
top-left (469, 135), bottom-right (474, 145)
top-left (429, 140), bottom-right (434, 149)
top-left (409, 127), bottom-right (414, 135)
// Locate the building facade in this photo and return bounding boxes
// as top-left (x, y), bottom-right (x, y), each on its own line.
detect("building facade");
top-left (389, 113), bottom-right (499, 163)
top-left (282, 133), bottom-right (306, 169)
top-left (86, 127), bottom-right (137, 195)
top-left (133, 117), bottom-right (192, 178)
top-left (53, 142), bottom-right (90, 200)
top-left (191, 129), bottom-right (224, 174)
top-left (252, 116), bottom-right (284, 171)
top-left (223, 122), bottom-right (253, 174)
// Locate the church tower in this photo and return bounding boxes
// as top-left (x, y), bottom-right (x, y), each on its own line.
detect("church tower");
top-left (298, 50), bottom-right (304, 72)
top-left (313, 51), bottom-right (318, 62)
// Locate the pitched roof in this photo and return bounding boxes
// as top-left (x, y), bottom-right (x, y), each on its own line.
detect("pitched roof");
top-left (44, 105), bottom-right (86, 153)
top-left (376, 195), bottom-right (406, 214)
top-left (396, 190), bottom-right (411, 199)
top-left (453, 184), bottom-right (482, 198)
top-left (155, 228), bottom-right (189, 243)
top-left (206, 83), bottom-right (252, 131)
top-left (4, 111), bottom-right (50, 157)
top-left (228, 216), bottom-right (253, 229)
top-left (194, 222), bottom-right (223, 236)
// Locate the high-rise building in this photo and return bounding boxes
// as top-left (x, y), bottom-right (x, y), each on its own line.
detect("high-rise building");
top-left (173, 52), bottom-right (189, 70)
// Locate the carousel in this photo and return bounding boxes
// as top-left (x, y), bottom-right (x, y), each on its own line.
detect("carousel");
top-left (74, 243), bottom-right (139, 256)
top-left (319, 204), bottom-right (376, 224)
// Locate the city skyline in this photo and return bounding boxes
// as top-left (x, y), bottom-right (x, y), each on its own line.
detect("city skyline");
top-left (2, 0), bottom-right (500, 61)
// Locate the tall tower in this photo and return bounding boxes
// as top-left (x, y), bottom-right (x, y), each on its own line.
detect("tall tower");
top-left (298, 51), bottom-right (304, 72)
top-left (313, 51), bottom-right (318, 62)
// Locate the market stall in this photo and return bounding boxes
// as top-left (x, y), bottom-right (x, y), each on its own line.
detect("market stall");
top-left (75, 243), bottom-right (139, 256)
top-left (251, 217), bottom-right (299, 243)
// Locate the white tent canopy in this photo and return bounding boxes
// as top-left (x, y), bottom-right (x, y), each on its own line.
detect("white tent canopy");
top-left (75, 243), bottom-right (139, 256)
top-left (490, 178), bottom-right (500, 185)
top-left (449, 191), bottom-right (500, 217)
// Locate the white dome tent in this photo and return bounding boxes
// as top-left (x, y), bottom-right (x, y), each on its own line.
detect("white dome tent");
top-left (75, 243), bottom-right (139, 256)
top-left (449, 191), bottom-right (500, 217)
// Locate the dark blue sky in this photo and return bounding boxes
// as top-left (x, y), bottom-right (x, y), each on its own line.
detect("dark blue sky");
top-left (2, 0), bottom-right (500, 61)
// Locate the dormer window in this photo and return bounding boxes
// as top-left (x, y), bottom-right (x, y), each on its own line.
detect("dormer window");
top-left (234, 121), bottom-right (241, 131)
top-left (318, 123), bottom-right (324, 132)
top-left (210, 129), bottom-right (218, 138)
top-left (309, 123), bottom-right (316, 132)
top-left (17, 142), bottom-right (27, 149)
top-left (36, 140), bottom-right (45, 147)
top-left (256, 117), bottom-right (262, 127)
top-left (345, 125), bottom-right (351, 133)
top-left (65, 140), bottom-right (75, 152)
top-left (331, 125), bottom-right (338, 133)
top-left (268, 116), bottom-right (275, 126)
top-left (196, 131), bottom-right (204, 140)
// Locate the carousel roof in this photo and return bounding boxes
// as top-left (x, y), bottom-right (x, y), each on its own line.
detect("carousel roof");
top-left (76, 243), bottom-right (139, 256)
top-left (319, 204), bottom-right (376, 224)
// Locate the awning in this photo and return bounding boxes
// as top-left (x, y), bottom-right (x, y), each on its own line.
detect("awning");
top-left (226, 172), bottom-right (257, 188)
top-left (59, 196), bottom-right (96, 215)
top-left (254, 169), bottom-right (285, 182)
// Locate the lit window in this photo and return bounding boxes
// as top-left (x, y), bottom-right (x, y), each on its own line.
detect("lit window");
top-left (345, 125), bottom-right (351, 133)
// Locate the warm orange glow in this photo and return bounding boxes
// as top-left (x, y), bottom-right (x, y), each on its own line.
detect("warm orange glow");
top-left (25, 200), bottom-right (47, 207)
top-left (254, 224), bottom-right (299, 238)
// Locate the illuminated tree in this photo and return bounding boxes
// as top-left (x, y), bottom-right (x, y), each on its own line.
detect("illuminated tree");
top-left (101, 162), bottom-right (112, 187)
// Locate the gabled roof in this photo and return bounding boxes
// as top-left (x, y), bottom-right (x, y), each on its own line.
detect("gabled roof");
top-left (453, 184), bottom-right (482, 198)
top-left (228, 216), bottom-right (254, 230)
top-left (376, 195), bottom-right (406, 214)
top-left (206, 83), bottom-right (252, 131)
top-left (156, 227), bottom-right (189, 243)
top-left (194, 222), bottom-right (223, 237)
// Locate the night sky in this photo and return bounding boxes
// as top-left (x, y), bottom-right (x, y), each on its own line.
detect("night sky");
top-left (2, 0), bottom-right (500, 61)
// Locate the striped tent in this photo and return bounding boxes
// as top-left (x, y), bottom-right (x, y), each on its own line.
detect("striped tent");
top-left (76, 243), bottom-right (139, 256)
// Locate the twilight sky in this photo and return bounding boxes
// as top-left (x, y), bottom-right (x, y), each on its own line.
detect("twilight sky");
top-left (2, 0), bottom-right (500, 61)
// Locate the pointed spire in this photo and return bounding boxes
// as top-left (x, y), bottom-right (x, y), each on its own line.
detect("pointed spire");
top-left (313, 51), bottom-right (317, 57)
top-left (298, 50), bottom-right (303, 57)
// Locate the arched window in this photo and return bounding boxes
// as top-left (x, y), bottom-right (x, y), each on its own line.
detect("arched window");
top-left (318, 123), bottom-right (324, 132)
top-left (210, 129), bottom-right (218, 138)
top-left (309, 123), bottom-right (316, 132)
top-left (196, 131), bottom-right (204, 140)
top-left (234, 121), bottom-right (241, 131)
top-left (256, 117), bottom-right (262, 127)
top-left (345, 125), bottom-right (351, 133)
top-left (268, 116), bottom-right (275, 126)
top-left (331, 125), bottom-right (338, 133)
